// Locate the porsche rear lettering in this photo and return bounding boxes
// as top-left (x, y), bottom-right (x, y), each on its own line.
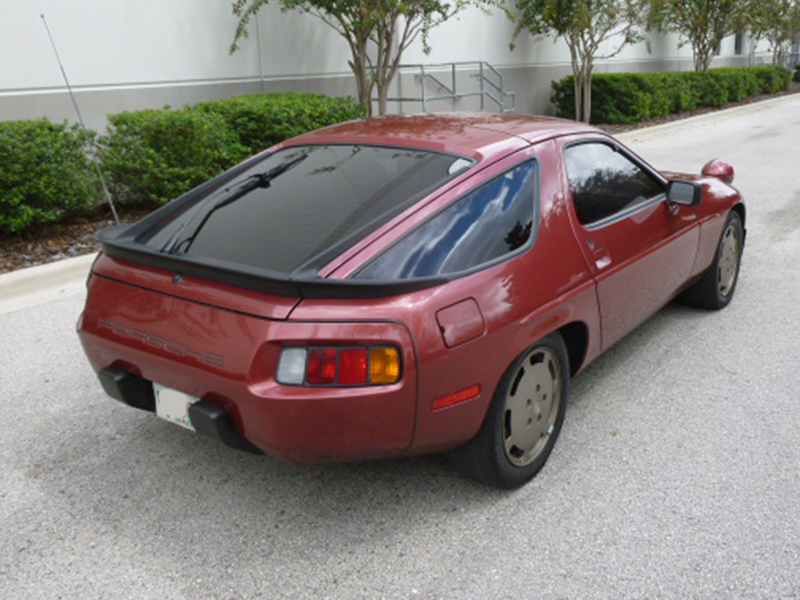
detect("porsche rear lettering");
top-left (98, 318), bottom-right (224, 368)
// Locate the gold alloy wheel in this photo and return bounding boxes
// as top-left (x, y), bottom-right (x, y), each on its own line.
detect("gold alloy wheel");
top-left (717, 220), bottom-right (742, 297)
top-left (503, 346), bottom-right (563, 467)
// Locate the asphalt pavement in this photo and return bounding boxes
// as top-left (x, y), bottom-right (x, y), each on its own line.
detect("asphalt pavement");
top-left (1, 96), bottom-right (800, 599)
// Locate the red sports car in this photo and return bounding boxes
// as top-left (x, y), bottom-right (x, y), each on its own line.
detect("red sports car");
top-left (77, 114), bottom-right (744, 488)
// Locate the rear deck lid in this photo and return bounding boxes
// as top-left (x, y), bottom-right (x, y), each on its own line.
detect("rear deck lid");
top-left (90, 254), bottom-right (301, 320)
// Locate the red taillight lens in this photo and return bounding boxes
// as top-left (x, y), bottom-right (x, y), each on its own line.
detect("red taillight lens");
top-left (277, 346), bottom-right (401, 387)
top-left (338, 349), bottom-right (368, 385)
top-left (306, 348), bottom-right (337, 385)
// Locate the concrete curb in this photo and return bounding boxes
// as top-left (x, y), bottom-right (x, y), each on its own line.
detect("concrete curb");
top-left (0, 252), bottom-right (97, 315)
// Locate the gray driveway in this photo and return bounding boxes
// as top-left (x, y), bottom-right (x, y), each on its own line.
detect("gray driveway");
top-left (2, 96), bottom-right (800, 599)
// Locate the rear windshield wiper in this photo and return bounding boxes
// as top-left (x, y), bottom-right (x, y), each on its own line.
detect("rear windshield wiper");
top-left (160, 152), bottom-right (309, 255)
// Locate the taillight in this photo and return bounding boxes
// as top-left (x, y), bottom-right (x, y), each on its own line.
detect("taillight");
top-left (276, 346), bottom-right (401, 387)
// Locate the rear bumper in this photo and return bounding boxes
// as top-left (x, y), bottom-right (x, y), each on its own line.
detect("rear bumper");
top-left (98, 366), bottom-right (262, 454)
top-left (77, 272), bottom-right (419, 463)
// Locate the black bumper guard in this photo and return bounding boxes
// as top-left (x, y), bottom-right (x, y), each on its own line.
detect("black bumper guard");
top-left (97, 366), bottom-right (262, 454)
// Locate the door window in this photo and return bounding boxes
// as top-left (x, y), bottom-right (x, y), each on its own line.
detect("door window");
top-left (563, 142), bottom-right (664, 226)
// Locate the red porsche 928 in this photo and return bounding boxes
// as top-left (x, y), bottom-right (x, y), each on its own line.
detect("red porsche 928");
top-left (77, 114), bottom-right (745, 488)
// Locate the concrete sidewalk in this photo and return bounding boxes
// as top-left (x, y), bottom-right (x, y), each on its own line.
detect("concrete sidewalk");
top-left (0, 252), bottom-right (96, 315)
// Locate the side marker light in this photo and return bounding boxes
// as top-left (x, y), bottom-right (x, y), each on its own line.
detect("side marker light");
top-left (432, 385), bottom-right (481, 411)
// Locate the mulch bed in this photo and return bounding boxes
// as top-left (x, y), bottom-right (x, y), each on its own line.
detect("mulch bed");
top-left (2, 81), bottom-right (798, 275)
top-left (0, 205), bottom-right (152, 274)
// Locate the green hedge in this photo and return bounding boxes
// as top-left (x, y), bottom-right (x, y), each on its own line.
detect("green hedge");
top-left (552, 66), bottom-right (792, 124)
top-left (1, 92), bottom-right (365, 234)
top-left (197, 92), bottom-right (366, 155)
top-left (0, 119), bottom-right (101, 235)
top-left (99, 107), bottom-right (246, 205)
top-left (100, 93), bottom-right (365, 205)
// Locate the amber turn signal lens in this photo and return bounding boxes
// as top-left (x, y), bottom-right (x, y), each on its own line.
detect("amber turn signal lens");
top-left (369, 348), bottom-right (400, 384)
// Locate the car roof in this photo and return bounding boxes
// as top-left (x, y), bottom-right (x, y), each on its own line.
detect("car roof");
top-left (286, 113), bottom-right (602, 163)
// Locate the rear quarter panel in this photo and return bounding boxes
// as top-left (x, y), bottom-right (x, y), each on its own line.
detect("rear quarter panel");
top-left (296, 140), bottom-right (601, 456)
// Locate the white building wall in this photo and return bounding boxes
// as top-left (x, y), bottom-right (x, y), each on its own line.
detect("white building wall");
top-left (0, 0), bottom-right (774, 127)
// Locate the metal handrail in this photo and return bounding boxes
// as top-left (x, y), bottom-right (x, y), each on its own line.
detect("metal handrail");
top-left (373, 61), bottom-right (516, 113)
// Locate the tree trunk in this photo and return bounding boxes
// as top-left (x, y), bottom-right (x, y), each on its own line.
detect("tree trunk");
top-left (353, 63), bottom-right (372, 116)
top-left (378, 84), bottom-right (388, 116)
top-left (580, 62), bottom-right (593, 123)
top-left (774, 45), bottom-right (788, 68)
top-left (694, 41), bottom-right (714, 71)
top-left (581, 74), bottom-right (592, 123)
top-left (374, 16), bottom-right (400, 116)
top-left (569, 44), bottom-right (582, 121)
top-left (346, 34), bottom-right (373, 116)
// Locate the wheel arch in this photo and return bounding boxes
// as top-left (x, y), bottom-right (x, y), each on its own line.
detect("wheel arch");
top-left (557, 321), bottom-right (589, 377)
top-left (731, 202), bottom-right (745, 226)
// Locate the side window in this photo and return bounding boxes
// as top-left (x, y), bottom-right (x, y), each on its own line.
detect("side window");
top-left (564, 142), bottom-right (664, 226)
top-left (356, 161), bottom-right (537, 280)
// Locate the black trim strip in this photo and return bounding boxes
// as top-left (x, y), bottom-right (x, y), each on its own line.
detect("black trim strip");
top-left (97, 239), bottom-right (448, 299)
top-left (582, 193), bottom-right (667, 231)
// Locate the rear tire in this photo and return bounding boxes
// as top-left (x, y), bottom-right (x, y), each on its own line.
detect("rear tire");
top-left (680, 210), bottom-right (743, 310)
top-left (449, 333), bottom-right (569, 489)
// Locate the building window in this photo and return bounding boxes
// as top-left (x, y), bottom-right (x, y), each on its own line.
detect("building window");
top-left (735, 33), bottom-right (745, 55)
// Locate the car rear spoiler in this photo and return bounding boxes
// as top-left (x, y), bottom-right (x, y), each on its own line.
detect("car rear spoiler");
top-left (96, 225), bottom-right (446, 300)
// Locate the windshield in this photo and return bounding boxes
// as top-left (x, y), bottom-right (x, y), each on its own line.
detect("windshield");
top-left (139, 144), bottom-right (472, 276)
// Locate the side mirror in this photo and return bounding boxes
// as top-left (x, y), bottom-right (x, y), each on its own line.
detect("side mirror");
top-left (667, 180), bottom-right (702, 207)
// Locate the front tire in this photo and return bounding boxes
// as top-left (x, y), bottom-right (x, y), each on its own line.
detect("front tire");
top-left (680, 210), bottom-right (744, 310)
top-left (449, 333), bottom-right (569, 489)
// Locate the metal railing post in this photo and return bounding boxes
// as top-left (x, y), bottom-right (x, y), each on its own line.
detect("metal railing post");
top-left (452, 63), bottom-right (457, 110)
top-left (421, 64), bottom-right (427, 113)
top-left (479, 62), bottom-right (485, 111)
top-left (371, 61), bottom-right (515, 114)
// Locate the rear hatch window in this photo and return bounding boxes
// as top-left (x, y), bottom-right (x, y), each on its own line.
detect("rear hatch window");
top-left (134, 144), bottom-right (472, 276)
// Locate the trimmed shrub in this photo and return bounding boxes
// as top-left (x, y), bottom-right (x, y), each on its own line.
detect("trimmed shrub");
top-left (588, 75), bottom-right (650, 124)
top-left (551, 66), bottom-right (792, 124)
top-left (0, 119), bottom-right (100, 234)
top-left (99, 108), bottom-right (247, 205)
top-left (753, 66), bottom-right (792, 93)
top-left (550, 78), bottom-right (577, 123)
top-left (197, 92), bottom-right (366, 155)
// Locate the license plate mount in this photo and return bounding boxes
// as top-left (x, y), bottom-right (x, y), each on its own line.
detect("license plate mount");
top-left (154, 383), bottom-right (198, 431)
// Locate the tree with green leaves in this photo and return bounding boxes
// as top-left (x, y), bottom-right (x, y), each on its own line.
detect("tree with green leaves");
top-left (513, 0), bottom-right (644, 123)
top-left (648, 0), bottom-right (745, 71)
top-left (744, 0), bottom-right (800, 67)
top-left (230, 0), bottom-right (474, 116)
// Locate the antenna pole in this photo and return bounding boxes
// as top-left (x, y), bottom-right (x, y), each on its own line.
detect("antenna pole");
top-left (41, 14), bottom-right (119, 224)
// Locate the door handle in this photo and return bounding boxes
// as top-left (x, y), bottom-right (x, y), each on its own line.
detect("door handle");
top-left (593, 248), bottom-right (611, 270)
